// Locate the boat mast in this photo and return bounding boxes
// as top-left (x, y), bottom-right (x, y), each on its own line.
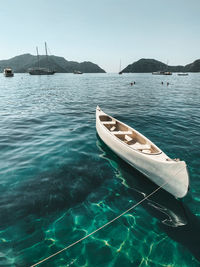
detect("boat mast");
top-left (36, 46), bottom-right (40, 69)
top-left (119, 59), bottom-right (122, 74)
top-left (166, 60), bottom-right (169, 71)
top-left (45, 42), bottom-right (49, 69)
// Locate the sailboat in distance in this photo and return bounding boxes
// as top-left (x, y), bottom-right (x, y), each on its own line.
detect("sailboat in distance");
top-left (119, 59), bottom-right (123, 74)
top-left (28, 42), bottom-right (55, 75)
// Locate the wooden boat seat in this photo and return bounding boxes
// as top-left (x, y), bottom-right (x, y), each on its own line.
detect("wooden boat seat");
top-left (142, 149), bottom-right (151, 153)
top-left (125, 135), bottom-right (133, 142)
top-left (102, 121), bottom-right (116, 125)
top-left (129, 142), bottom-right (151, 150)
top-left (110, 126), bottom-right (116, 131)
top-left (112, 131), bottom-right (133, 135)
top-left (102, 121), bottom-right (117, 131)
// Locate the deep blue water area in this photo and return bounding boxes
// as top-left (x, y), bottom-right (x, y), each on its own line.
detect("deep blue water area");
top-left (0, 73), bottom-right (200, 266)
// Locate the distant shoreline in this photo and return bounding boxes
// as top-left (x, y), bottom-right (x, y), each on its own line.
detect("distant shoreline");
top-left (1, 55), bottom-right (200, 73)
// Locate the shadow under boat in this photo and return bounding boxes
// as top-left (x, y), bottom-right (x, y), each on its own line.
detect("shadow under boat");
top-left (96, 135), bottom-right (200, 262)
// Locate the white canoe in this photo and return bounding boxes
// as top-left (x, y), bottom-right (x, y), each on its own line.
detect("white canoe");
top-left (96, 106), bottom-right (189, 198)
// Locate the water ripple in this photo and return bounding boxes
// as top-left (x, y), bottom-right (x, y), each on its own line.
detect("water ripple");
top-left (0, 73), bottom-right (199, 266)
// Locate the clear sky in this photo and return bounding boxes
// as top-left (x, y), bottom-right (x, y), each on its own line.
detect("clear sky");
top-left (0, 0), bottom-right (199, 72)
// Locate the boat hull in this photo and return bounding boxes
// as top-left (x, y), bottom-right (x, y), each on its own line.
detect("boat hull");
top-left (152, 71), bottom-right (172, 75)
top-left (96, 107), bottom-right (189, 198)
top-left (4, 73), bottom-right (14, 77)
top-left (29, 70), bottom-right (55, 75)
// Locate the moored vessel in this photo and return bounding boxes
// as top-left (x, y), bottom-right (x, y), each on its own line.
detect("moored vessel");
top-left (29, 68), bottom-right (55, 75)
top-left (4, 68), bottom-right (14, 77)
top-left (28, 42), bottom-right (55, 75)
top-left (178, 73), bottom-right (188, 76)
top-left (73, 70), bottom-right (83, 74)
top-left (96, 106), bottom-right (189, 198)
top-left (152, 71), bottom-right (172, 75)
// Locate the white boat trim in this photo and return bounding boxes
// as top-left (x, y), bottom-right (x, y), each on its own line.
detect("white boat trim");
top-left (96, 106), bottom-right (189, 198)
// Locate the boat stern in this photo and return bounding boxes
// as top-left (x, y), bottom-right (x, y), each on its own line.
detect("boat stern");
top-left (163, 161), bottom-right (190, 198)
top-left (175, 162), bottom-right (190, 198)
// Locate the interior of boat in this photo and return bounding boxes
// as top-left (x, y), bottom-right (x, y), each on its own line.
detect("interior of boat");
top-left (99, 115), bottom-right (160, 154)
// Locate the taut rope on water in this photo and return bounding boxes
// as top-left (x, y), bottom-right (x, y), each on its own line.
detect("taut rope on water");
top-left (31, 167), bottom-right (186, 267)
top-left (30, 183), bottom-right (166, 267)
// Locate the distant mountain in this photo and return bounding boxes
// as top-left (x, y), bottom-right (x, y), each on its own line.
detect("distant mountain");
top-left (122, 58), bottom-right (200, 73)
top-left (184, 59), bottom-right (200, 72)
top-left (0, 54), bottom-right (106, 73)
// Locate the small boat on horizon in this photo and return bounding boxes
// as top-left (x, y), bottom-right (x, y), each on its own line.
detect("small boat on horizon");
top-left (73, 70), bottom-right (83, 74)
top-left (152, 60), bottom-right (172, 75)
top-left (28, 42), bottom-right (55, 75)
top-left (96, 106), bottom-right (189, 198)
top-left (3, 68), bottom-right (14, 77)
top-left (178, 73), bottom-right (189, 76)
top-left (152, 71), bottom-right (172, 75)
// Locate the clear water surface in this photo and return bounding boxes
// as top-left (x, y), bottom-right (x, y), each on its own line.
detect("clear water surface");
top-left (0, 73), bottom-right (200, 267)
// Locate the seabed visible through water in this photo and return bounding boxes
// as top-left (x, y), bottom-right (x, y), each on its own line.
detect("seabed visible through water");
top-left (0, 73), bottom-right (199, 266)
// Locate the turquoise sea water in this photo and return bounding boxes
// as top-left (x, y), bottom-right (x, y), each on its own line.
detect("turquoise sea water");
top-left (0, 73), bottom-right (199, 267)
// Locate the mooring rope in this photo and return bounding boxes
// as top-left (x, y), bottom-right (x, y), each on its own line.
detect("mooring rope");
top-left (30, 182), bottom-right (166, 267)
top-left (31, 166), bottom-right (186, 267)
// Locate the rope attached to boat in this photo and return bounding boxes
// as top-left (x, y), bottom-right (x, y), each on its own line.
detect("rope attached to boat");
top-left (30, 167), bottom-right (186, 267)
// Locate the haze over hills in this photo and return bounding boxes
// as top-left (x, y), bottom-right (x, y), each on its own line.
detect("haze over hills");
top-left (0, 54), bottom-right (106, 73)
top-left (122, 59), bottom-right (200, 73)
